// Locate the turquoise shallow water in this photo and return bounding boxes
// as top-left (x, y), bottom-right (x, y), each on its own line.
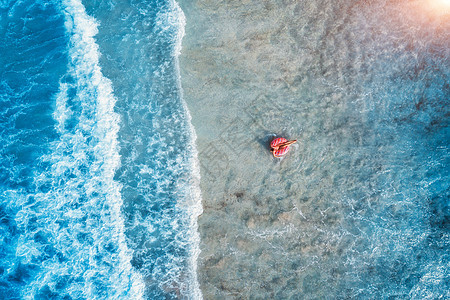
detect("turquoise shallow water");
top-left (178, 0), bottom-right (449, 298)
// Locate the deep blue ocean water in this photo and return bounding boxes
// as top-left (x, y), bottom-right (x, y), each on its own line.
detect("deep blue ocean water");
top-left (0, 0), bottom-right (201, 299)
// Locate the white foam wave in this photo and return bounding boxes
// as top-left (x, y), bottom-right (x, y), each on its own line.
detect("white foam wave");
top-left (171, 1), bottom-right (203, 299)
top-left (59, 0), bottom-right (145, 296)
top-left (155, 0), bottom-right (186, 57)
top-left (18, 0), bottom-right (145, 298)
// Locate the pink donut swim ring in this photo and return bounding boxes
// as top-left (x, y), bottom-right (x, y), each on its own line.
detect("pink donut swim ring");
top-left (270, 137), bottom-right (297, 158)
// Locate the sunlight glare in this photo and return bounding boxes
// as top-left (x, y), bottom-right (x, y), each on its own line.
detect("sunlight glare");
top-left (425, 0), bottom-right (450, 15)
top-left (435, 0), bottom-right (450, 7)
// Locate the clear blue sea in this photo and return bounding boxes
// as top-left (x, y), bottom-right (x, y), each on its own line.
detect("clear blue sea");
top-left (0, 0), bottom-right (201, 299)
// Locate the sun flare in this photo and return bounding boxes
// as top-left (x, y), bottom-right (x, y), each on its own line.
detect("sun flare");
top-left (433, 0), bottom-right (450, 7)
top-left (423, 0), bottom-right (450, 16)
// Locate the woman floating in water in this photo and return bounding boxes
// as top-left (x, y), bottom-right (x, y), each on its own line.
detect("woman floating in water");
top-left (270, 137), bottom-right (297, 158)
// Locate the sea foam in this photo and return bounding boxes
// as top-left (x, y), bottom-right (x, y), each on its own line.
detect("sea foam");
top-left (15, 0), bottom-right (146, 298)
top-left (171, 1), bottom-right (203, 298)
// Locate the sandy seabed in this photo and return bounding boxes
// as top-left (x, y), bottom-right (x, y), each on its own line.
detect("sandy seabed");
top-left (178, 0), bottom-right (449, 298)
